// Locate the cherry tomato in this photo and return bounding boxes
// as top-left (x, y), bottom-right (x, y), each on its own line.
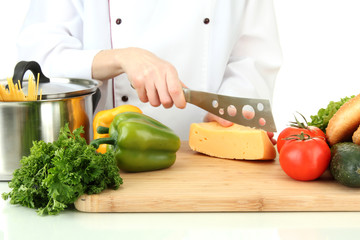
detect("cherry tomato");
top-left (279, 134), bottom-right (331, 181)
top-left (277, 126), bottom-right (326, 153)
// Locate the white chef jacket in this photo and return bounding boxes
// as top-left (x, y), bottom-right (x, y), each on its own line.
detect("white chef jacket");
top-left (17, 0), bottom-right (282, 140)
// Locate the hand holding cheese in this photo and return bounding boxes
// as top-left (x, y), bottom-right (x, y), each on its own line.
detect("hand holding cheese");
top-left (189, 122), bottom-right (276, 160)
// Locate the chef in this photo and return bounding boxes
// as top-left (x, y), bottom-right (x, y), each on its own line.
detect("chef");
top-left (17, 0), bottom-right (282, 140)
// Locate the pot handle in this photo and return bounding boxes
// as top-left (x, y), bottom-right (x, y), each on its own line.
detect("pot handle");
top-left (92, 88), bottom-right (101, 113)
top-left (12, 61), bottom-right (50, 87)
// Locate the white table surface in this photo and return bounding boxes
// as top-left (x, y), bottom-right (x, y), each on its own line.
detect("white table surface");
top-left (1, 182), bottom-right (360, 240)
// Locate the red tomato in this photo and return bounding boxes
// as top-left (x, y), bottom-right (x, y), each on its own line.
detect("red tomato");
top-left (277, 126), bottom-right (325, 153)
top-left (279, 135), bottom-right (331, 181)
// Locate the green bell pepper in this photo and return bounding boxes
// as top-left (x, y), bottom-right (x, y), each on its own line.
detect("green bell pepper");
top-left (91, 112), bottom-right (181, 172)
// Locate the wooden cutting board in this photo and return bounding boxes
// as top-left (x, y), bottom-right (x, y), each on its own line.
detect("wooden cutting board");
top-left (74, 141), bottom-right (360, 212)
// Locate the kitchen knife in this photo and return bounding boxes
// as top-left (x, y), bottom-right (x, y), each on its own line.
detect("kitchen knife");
top-left (183, 88), bottom-right (277, 132)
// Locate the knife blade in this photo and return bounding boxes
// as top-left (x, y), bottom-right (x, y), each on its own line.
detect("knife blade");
top-left (183, 88), bottom-right (277, 132)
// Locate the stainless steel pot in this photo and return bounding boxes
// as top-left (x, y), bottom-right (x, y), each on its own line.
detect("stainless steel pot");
top-left (0, 61), bottom-right (102, 181)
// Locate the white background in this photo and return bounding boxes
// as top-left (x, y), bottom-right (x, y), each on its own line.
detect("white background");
top-left (1, 0), bottom-right (360, 137)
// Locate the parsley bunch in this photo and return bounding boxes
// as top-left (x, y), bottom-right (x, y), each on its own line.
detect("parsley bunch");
top-left (2, 124), bottom-right (122, 216)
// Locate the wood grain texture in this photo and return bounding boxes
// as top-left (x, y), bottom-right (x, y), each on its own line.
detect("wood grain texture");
top-left (74, 142), bottom-right (360, 212)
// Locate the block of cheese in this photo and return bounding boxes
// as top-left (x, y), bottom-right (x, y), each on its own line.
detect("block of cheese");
top-left (189, 122), bottom-right (276, 160)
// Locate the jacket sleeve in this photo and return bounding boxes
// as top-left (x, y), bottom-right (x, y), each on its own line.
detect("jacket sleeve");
top-left (16, 0), bottom-right (100, 79)
top-left (218, 0), bottom-right (282, 102)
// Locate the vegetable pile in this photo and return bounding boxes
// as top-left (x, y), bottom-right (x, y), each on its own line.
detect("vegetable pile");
top-left (277, 95), bottom-right (360, 187)
top-left (2, 124), bottom-right (122, 215)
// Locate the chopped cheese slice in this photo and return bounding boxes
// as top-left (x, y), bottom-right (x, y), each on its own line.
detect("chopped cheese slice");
top-left (189, 122), bottom-right (276, 160)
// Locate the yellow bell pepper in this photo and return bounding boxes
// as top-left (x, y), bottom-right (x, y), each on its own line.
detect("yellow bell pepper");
top-left (92, 105), bottom-right (142, 153)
